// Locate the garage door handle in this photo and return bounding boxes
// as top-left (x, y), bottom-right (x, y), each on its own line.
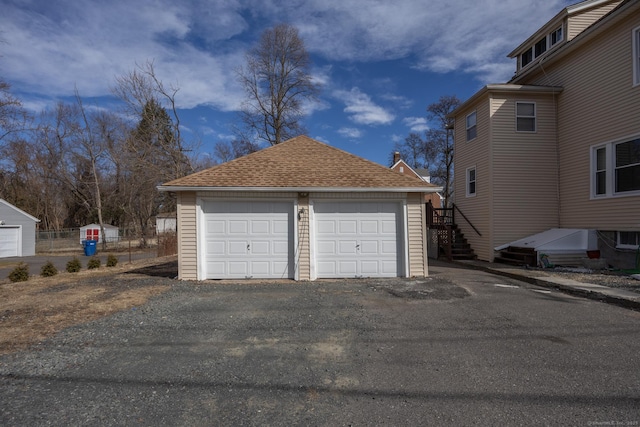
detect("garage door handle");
top-left (356, 244), bottom-right (360, 250)
top-left (247, 244), bottom-right (250, 251)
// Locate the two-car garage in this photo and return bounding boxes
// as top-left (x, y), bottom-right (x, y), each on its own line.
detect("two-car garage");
top-left (200, 199), bottom-right (402, 280)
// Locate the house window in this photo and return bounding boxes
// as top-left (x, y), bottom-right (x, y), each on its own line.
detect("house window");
top-left (521, 48), bottom-right (533, 67)
top-left (550, 27), bottom-right (563, 46)
top-left (592, 137), bottom-right (640, 197)
top-left (466, 111), bottom-right (477, 141)
top-left (634, 27), bottom-right (640, 86)
top-left (466, 166), bottom-right (476, 197)
top-left (617, 231), bottom-right (640, 249)
top-left (595, 147), bottom-right (607, 195)
top-left (534, 37), bottom-right (547, 57)
top-left (516, 102), bottom-right (536, 132)
top-left (615, 138), bottom-right (640, 193)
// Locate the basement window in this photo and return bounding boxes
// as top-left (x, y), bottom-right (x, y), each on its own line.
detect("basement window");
top-left (617, 231), bottom-right (640, 249)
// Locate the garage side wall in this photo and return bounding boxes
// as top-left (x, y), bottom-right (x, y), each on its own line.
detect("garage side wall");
top-left (177, 191), bottom-right (198, 280)
top-left (407, 192), bottom-right (427, 277)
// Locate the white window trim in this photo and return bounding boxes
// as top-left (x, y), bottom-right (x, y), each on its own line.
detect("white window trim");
top-left (617, 231), bottom-right (640, 250)
top-left (466, 166), bottom-right (477, 197)
top-left (590, 133), bottom-right (640, 199)
top-left (520, 25), bottom-right (564, 70)
top-left (633, 26), bottom-right (640, 87)
top-left (466, 111), bottom-right (477, 142)
top-left (515, 101), bottom-right (536, 133)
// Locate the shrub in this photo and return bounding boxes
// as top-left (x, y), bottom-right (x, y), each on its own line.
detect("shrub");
top-left (106, 254), bottom-right (118, 267)
top-left (40, 261), bottom-right (58, 277)
top-left (87, 256), bottom-right (101, 270)
top-left (66, 257), bottom-right (82, 273)
top-left (9, 263), bottom-right (29, 282)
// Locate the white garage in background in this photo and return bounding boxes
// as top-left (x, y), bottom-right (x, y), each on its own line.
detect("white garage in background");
top-left (0, 199), bottom-right (40, 258)
top-left (160, 136), bottom-right (442, 281)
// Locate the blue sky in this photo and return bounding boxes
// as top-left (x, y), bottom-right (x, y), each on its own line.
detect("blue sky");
top-left (0, 0), bottom-right (575, 166)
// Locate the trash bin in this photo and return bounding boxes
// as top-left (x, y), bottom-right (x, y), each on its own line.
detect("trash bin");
top-left (82, 239), bottom-right (97, 256)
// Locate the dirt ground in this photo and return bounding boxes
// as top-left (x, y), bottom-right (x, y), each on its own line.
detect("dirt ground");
top-left (0, 256), bottom-right (177, 355)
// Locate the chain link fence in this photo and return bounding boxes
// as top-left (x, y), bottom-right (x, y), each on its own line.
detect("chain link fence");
top-left (35, 228), bottom-right (177, 256)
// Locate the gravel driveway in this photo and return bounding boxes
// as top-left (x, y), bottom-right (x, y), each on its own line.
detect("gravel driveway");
top-left (1, 262), bottom-right (639, 425)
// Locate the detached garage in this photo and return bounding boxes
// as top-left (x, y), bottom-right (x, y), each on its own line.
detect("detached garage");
top-left (0, 199), bottom-right (40, 258)
top-left (159, 136), bottom-right (441, 281)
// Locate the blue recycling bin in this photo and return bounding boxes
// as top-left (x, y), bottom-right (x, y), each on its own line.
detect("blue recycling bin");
top-left (82, 239), bottom-right (97, 256)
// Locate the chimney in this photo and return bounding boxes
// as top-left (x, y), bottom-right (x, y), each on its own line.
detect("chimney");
top-left (393, 152), bottom-right (401, 163)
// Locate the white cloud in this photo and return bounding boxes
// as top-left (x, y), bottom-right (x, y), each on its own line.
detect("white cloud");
top-left (403, 116), bottom-right (429, 132)
top-left (337, 127), bottom-right (363, 139)
top-left (333, 88), bottom-right (395, 126)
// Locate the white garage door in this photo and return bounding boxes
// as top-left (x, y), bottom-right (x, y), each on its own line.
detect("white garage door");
top-left (202, 200), bottom-right (293, 279)
top-left (0, 226), bottom-right (20, 258)
top-left (314, 201), bottom-right (401, 278)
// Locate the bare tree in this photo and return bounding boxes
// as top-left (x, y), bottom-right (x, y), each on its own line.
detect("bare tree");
top-left (391, 95), bottom-right (460, 207)
top-left (236, 24), bottom-right (320, 146)
top-left (0, 79), bottom-right (29, 143)
top-left (426, 95), bottom-right (460, 207)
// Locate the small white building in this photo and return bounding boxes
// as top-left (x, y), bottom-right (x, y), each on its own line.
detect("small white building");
top-left (79, 223), bottom-right (119, 244)
top-left (155, 213), bottom-right (177, 234)
top-left (0, 199), bottom-right (40, 258)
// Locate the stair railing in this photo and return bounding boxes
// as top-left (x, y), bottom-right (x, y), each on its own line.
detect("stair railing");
top-left (452, 203), bottom-right (482, 236)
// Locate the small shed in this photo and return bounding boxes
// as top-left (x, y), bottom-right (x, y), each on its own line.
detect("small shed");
top-left (155, 213), bottom-right (177, 234)
top-left (0, 198), bottom-right (40, 258)
top-left (79, 223), bottom-right (119, 244)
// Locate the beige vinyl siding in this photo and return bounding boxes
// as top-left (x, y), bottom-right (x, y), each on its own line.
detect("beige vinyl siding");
top-left (297, 194), bottom-right (311, 280)
top-left (526, 9), bottom-right (640, 230)
top-left (407, 192), bottom-right (427, 277)
top-left (177, 191), bottom-right (197, 280)
top-left (453, 99), bottom-right (493, 261)
top-left (490, 94), bottom-right (560, 249)
top-left (567, 1), bottom-right (622, 40)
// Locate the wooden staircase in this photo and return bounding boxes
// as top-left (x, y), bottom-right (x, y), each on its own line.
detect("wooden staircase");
top-left (427, 202), bottom-right (478, 262)
top-left (494, 246), bottom-right (537, 267)
top-left (447, 224), bottom-right (477, 261)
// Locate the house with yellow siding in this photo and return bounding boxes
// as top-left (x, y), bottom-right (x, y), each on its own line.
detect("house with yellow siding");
top-left (449, 0), bottom-right (640, 269)
top-left (160, 135), bottom-right (439, 280)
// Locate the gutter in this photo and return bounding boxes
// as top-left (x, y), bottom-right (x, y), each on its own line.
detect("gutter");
top-left (158, 185), bottom-right (444, 193)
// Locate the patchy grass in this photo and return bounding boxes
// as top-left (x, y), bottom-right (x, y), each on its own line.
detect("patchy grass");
top-left (0, 256), bottom-right (175, 355)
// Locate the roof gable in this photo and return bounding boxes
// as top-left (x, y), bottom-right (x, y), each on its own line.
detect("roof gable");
top-left (0, 198), bottom-right (40, 223)
top-left (162, 135), bottom-right (436, 191)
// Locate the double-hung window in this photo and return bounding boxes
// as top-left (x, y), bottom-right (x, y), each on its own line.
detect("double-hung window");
top-left (466, 111), bottom-right (477, 141)
top-left (516, 102), bottom-right (536, 132)
top-left (466, 166), bottom-right (476, 197)
top-left (592, 137), bottom-right (640, 197)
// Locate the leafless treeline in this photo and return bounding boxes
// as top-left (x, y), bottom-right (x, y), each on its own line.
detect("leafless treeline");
top-left (0, 62), bottom-right (198, 247)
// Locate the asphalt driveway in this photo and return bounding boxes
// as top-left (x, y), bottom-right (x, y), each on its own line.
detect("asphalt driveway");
top-left (1, 261), bottom-right (639, 425)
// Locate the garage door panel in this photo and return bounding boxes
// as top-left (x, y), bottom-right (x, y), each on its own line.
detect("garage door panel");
top-left (251, 220), bottom-right (270, 234)
top-left (0, 227), bottom-right (20, 258)
top-left (317, 241), bottom-right (336, 254)
top-left (314, 201), bottom-right (400, 278)
top-left (229, 220), bottom-right (248, 234)
top-left (338, 240), bottom-right (357, 254)
top-left (273, 220), bottom-right (288, 234)
top-left (360, 220), bottom-right (378, 234)
top-left (203, 201), bottom-right (293, 279)
top-left (360, 240), bottom-right (378, 254)
top-left (339, 220), bottom-right (357, 234)
top-left (273, 240), bottom-right (289, 255)
top-left (338, 261), bottom-right (357, 275)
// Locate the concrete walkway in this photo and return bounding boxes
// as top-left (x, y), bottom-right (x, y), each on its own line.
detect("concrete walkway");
top-left (453, 259), bottom-right (640, 311)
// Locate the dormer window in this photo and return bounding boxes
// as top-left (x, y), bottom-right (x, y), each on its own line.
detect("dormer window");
top-left (521, 48), bottom-right (533, 67)
top-left (550, 27), bottom-right (563, 46)
top-left (534, 37), bottom-right (547, 57)
top-left (519, 25), bottom-right (564, 69)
